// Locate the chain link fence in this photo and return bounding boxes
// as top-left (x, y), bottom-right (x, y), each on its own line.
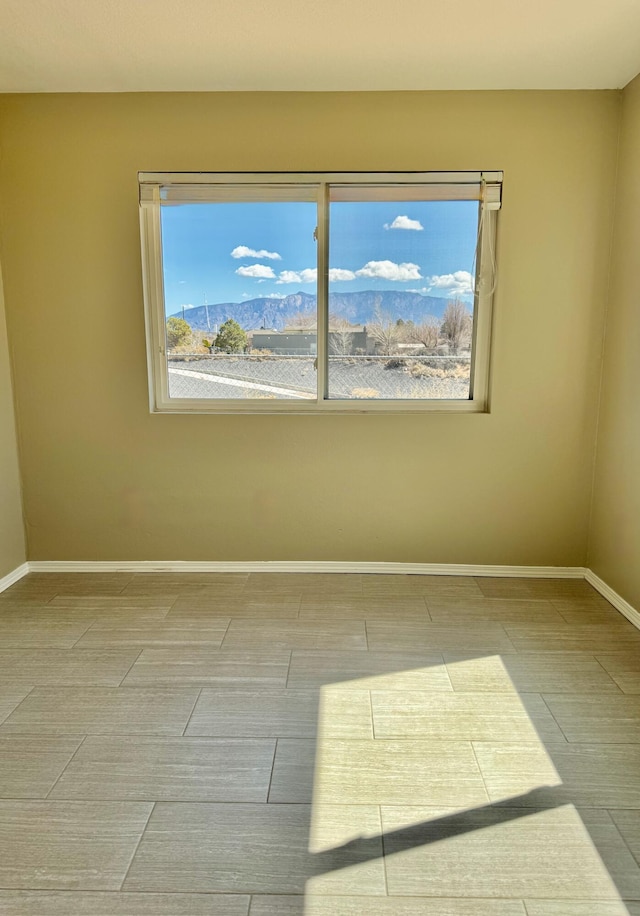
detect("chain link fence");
top-left (167, 354), bottom-right (471, 400)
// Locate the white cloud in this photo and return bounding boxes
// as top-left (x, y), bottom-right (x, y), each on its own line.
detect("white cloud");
top-left (355, 260), bottom-right (422, 282)
top-left (180, 303), bottom-right (195, 309)
top-left (235, 264), bottom-right (276, 279)
top-left (266, 293), bottom-right (286, 299)
top-left (231, 245), bottom-right (281, 260)
top-left (407, 288), bottom-right (430, 295)
top-left (329, 268), bottom-right (356, 282)
top-left (383, 215), bottom-right (424, 231)
top-left (276, 268), bottom-right (317, 284)
top-left (426, 270), bottom-right (475, 297)
top-left (276, 267), bottom-right (355, 284)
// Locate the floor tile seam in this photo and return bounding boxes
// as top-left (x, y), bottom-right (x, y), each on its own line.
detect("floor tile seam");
top-left (367, 733), bottom-right (569, 745)
top-left (367, 689), bottom-right (376, 739)
top-left (216, 617), bottom-right (233, 648)
top-left (472, 576), bottom-right (493, 597)
top-left (378, 801), bottom-right (609, 814)
top-left (116, 649), bottom-right (145, 687)
top-left (0, 687), bottom-right (35, 727)
top-left (121, 680), bottom-right (292, 689)
top-left (26, 793), bottom-right (542, 808)
top-left (181, 732), bottom-right (349, 740)
top-left (373, 803), bottom-right (389, 896)
top-left (555, 608), bottom-right (623, 627)
top-left (592, 656), bottom-right (628, 694)
top-left (164, 592), bottom-right (181, 612)
top-left (14, 684), bottom-right (204, 694)
top-left (369, 686), bottom-right (559, 699)
top-left (284, 650), bottom-right (294, 688)
top-left (440, 658), bottom-right (458, 693)
top-left (6, 890), bottom-right (252, 902)
top-left (67, 617), bottom-right (106, 649)
top-left (55, 734), bottom-right (281, 745)
top-left (119, 800), bottom-right (156, 892)
top-left (522, 897), bottom-right (638, 904)
top-left (468, 741), bottom-right (493, 803)
top-left (116, 575), bottom-right (136, 596)
top-left (195, 685), bottom-right (319, 694)
top-left (115, 799), bottom-right (377, 807)
top-left (503, 620), bottom-right (640, 634)
top-left (470, 737), bottom-right (640, 751)
top-left (43, 734), bottom-right (87, 799)
top-left (243, 896), bottom-right (542, 907)
top-left (73, 642), bottom-right (243, 652)
top-left (266, 738), bottom-right (279, 803)
top-left (180, 688), bottom-right (204, 736)
top-left (4, 724), bottom-right (311, 739)
top-left (539, 689), bottom-right (640, 703)
top-left (421, 595), bottom-right (433, 622)
top-left (40, 793), bottom-right (283, 804)
top-left (330, 734), bottom-right (640, 750)
top-left (0, 729), bottom-right (219, 738)
top-left (607, 808), bottom-right (640, 869)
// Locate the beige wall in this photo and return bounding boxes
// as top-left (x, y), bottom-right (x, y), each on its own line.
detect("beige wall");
top-left (0, 91), bottom-right (618, 564)
top-left (588, 74), bottom-right (640, 607)
top-left (0, 258), bottom-right (26, 577)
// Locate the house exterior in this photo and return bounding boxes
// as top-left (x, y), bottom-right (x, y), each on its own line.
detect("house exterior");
top-left (252, 326), bottom-right (373, 355)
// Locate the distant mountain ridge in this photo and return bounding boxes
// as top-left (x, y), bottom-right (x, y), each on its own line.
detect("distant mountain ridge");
top-left (170, 290), bottom-right (453, 332)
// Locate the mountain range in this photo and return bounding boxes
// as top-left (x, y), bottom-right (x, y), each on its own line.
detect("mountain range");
top-left (170, 290), bottom-right (455, 332)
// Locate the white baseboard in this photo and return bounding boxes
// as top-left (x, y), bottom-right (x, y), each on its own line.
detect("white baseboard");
top-left (12, 559), bottom-right (640, 633)
top-left (26, 560), bottom-right (588, 578)
top-left (0, 562), bottom-right (30, 594)
top-left (584, 569), bottom-right (640, 631)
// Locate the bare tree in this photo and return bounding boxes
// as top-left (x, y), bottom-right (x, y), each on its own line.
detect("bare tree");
top-left (441, 300), bottom-right (472, 353)
top-left (410, 316), bottom-right (441, 352)
top-left (284, 309), bottom-right (316, 330)
top-left (329, 314), bottom-right (356, 356)
top-left (368, 303), bottom-right (401, 355)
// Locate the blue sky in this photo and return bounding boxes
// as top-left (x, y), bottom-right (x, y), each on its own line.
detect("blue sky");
top-left (161, 199), bottom-right (479, 316)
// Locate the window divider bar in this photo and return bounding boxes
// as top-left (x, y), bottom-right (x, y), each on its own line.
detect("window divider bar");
top-left (316, 183), bottom-right (329, 401)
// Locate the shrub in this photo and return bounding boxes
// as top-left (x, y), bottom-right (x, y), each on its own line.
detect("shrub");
top-left (214, 319), bottom-right (248, 353)
top-left (351, 387), bottom-right (380, 399)
top-left (165, 316), bottom-right (192, 350)
top-left (450, 362), bottom-right (471, 379)
top-left (409, 360), bottom-right (470, 379)
top-left (409, 362), bottom-right (444, 378)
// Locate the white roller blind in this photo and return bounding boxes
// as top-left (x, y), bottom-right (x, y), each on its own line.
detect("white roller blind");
top-left (139, 171), bottom-right (502, 208)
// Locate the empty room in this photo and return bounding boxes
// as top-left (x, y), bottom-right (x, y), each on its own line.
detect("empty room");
top-left (0, 1), bottom-right (640, 913)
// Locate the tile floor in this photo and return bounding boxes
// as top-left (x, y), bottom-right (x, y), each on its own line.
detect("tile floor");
top-left (0, 572), bottom-right (638, 914)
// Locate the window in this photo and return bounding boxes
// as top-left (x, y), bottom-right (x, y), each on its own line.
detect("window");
top-left (139, 171), bottom-right (501, 413)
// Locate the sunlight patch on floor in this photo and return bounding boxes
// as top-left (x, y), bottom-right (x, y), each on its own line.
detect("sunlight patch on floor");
top-left (304, 656), bottom-right (626, 910)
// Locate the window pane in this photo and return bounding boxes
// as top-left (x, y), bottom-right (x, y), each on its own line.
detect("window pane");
top-left (160, 200), bottom-right (317, 401)
top-left (327, 198), bottom-right (479, 400)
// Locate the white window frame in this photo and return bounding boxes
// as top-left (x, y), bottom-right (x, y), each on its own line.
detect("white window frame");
top-left (139, 171), bottom-right (502, 414)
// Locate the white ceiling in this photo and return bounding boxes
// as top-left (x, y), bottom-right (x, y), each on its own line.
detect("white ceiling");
top-left (1, 0), bottom-right (639, 93)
